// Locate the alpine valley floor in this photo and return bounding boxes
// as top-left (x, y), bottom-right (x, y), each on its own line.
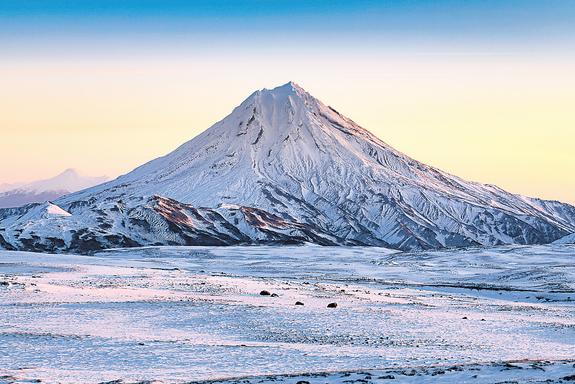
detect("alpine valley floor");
top-left (1, 245), bottom-right (574, 383)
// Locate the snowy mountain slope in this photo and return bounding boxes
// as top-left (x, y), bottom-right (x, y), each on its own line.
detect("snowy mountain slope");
top-left (0, 169), bottom-right (108, 208)
top-left (0, 196), bottom-right (343, 253)
top-left (1, 82), bottom-right (574, 252)
top-left (553, 232), bottom-right (575, 244)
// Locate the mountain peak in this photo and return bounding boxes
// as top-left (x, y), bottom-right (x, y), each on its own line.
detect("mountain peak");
top-left (274, 81), bottom-right (305, 92)
top-left (24, 169), bottom-right (108, 194)
top-left (0, 169), bottom-right (109, 208)
top-left (259, 81), bottom-right (309, 99)
top-left (57, 168), bottom-right (80, 179)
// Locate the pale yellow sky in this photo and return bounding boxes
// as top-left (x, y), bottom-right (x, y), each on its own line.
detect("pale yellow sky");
top-left (1, 52), bottom-right (574, 204)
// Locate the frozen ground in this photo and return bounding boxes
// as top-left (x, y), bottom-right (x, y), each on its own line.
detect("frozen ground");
top-left (0, 244), bottom-right (574, 383)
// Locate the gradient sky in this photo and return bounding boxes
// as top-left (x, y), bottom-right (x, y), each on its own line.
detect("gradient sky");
top-left (1, 1), bottom-right (574, 203)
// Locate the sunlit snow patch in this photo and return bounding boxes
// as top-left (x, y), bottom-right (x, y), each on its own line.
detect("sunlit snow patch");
top-left (45, 203), bottom-right (72, 217)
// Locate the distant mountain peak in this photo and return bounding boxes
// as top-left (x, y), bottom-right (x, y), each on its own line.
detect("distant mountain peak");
top-left (0, 169), bottom-right (108, 209)
top-left (59, 168), bottom-right (79, 176)
top-left (26, 169), bottom-right (108, 192)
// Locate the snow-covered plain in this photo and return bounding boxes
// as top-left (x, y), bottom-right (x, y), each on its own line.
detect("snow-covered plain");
top-left (1, 245), bottom-right (574, 383)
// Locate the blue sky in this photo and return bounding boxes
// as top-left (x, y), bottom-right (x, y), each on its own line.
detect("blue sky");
top-left (2, 0), bottom-right (575, 57)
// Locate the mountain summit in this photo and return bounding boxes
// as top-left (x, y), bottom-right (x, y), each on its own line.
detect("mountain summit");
top-left (0, 169), bottom-right (108, 209)
top-left (2, 83), bottom-right (575, 252)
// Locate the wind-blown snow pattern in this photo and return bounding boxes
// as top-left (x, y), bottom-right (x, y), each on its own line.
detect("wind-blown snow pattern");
top-left (1, 82), bottom-right (575, 252)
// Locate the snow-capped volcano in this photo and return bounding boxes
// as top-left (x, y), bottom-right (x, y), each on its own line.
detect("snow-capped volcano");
top-left (0, 169), bottom-right (108, 209)
top-left (1, 82), bottom-right (575, 252)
